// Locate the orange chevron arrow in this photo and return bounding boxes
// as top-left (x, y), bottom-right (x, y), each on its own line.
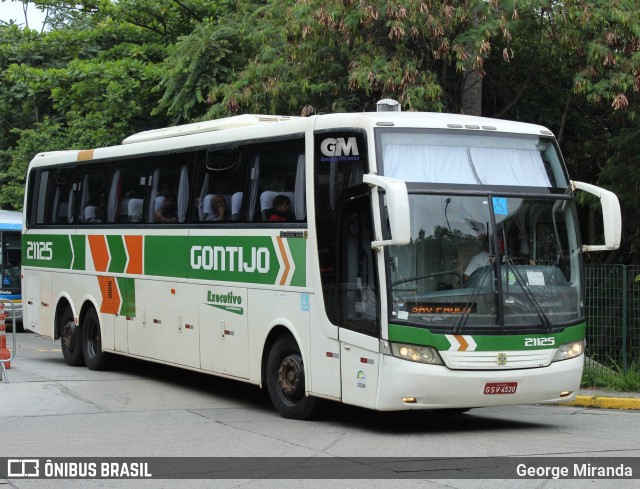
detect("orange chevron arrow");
top-left (88, 235), bottom-right (110, 272)
top-left (455, 335), bottom-right (469, 351)
top-left (276, 236), bottom-right (291, 286)
top-left (124, 235), bottom-right (143, 274)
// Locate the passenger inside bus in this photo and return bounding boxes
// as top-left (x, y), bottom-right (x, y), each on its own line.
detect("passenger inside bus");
top-left (203, 194), bottom-right (227, 221)
top-left (153, 193), bottom-right (178, 223)
top-left (267, 194), bottom-right (295, 221)
top-left (463, 234), bottom-right (491, 284)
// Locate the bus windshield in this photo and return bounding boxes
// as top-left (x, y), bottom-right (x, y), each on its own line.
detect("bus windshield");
top-left (388, 194), bottom-right (581, 330)
top-left (378, 130), bottom-right (568, 188)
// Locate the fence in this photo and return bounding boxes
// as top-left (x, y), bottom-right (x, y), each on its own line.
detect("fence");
top-left (585, 264), bottom-right (640, 374)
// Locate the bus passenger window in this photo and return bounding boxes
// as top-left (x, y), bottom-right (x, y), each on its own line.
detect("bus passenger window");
top-left (246, 139), bottom-right (305, 223)
top-left (77, 163), bottom-right (108, 225)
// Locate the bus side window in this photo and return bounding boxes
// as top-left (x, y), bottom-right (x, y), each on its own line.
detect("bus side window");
top-left (50, 167), bottom-right (76, 225)
top-left (77, 163), bottom-right (108, 225)
top-left (107, 163), bottom-right (148, 224)
top-left (195, 147), bottom-right (244, 223)
top-left (148, 157), bottom-right (193, 224)
top-left (246, 140), bottom-right (305, 223)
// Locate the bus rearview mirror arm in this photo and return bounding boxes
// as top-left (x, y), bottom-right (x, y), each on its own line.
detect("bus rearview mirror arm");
top-left (363, 174), bottom-right (411, 248)
top-left (571, 180), bottom-right (622, 252)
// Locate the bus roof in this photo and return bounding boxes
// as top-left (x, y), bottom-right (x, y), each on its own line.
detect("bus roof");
top-left (0, 210), bottom-right (23, 231)
top-left (122, 114), bottom-right (301, 144)
top-left (27, 110), bottom-right (556, 168)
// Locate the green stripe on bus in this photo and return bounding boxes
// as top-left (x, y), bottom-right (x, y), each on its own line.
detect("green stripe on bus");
top-left (388, 323), bottom-right (586, 351)
top-left (288, 237), bottom-right (306, 287)
top-left (117, 277), bottom-right (136, 317)
top-left (23, 233), bottom-right (308, 287)
top-left (71, 235), bottom-right (85, 271)
top-left (23, 234), bottom-right (74, 269)
top-left (107, 235), bottom-right (127, 274)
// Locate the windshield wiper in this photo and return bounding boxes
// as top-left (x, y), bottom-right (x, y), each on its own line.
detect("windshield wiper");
top-left (453, 255), bottom-right (496, 334)
top-left (503, 257), bottom-right (552, 331)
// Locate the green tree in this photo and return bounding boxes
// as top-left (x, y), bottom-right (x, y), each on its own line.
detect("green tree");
top-left (197, 0), bottom-right (519, 117)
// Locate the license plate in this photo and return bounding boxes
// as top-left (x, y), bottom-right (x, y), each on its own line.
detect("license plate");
top-left (484, 382), bottom-right (518, 394)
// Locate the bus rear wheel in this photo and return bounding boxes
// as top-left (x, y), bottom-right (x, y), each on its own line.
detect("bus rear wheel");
top-left (266, 335), bottom-right (322, 420)
top-left (82, 307), bottom-right (112, 370)
top-left (60, 309), bottom-right (84, 366)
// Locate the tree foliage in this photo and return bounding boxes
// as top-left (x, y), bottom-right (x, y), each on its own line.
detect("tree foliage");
top-left (1, 0), bottom-right (640, 262)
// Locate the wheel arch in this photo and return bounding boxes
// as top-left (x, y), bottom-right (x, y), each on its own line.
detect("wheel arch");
top-left (54, 295), bottom-right (101, 340)
top-left (53, 295), bottom-right (75, 340)
top-left (79, 299), bottom-right (100, 329)
top-left (260, 323), bottom-right (306, 389)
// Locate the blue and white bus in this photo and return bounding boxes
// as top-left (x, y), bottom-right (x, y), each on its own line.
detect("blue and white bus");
top-left (0, 210), bottom-right (23, 326)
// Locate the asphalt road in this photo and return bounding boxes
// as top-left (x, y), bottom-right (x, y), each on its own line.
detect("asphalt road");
top-left (1, 332), bottom-right (639, 489)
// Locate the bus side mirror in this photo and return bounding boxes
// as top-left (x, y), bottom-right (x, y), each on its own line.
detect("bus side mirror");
top-left (363, 174), bottom-right (410, 248)
top-left (571, 180), bottom-right (622, 251)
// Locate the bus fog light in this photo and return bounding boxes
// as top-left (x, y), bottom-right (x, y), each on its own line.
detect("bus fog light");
top-left (552, 340), bottom-right (585, 362)
top-left (391, 343), bottom-right (443, 365)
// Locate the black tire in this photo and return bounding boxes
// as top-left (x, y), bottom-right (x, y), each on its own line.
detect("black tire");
top-left (60, 308), bottom-right (84, 366)
top-left (82, 307), bottom-right (112, 370)
top-left (266, 335), bottom-right (323, 420)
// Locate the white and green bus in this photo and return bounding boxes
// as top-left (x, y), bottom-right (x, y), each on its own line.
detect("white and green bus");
top-left (22, 102), bottom-right (621, 418)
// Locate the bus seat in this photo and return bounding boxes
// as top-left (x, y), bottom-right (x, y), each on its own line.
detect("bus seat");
top-left (128, 198), bottom-right (144, 222)
top-left (119, 198), bottom-right (130, 222)
top-left (84, 206), bottom-right (98, 223)
top-left (202, 194), bottom-right (214, 221)
top-left (56, 202), bottom-right (68, 223)
top-left (259, 191), bottom-right (278, 219)
top-left (152, 195), bottom-right (165, 222)
top-left (231, 192), bottom-right (243, 220)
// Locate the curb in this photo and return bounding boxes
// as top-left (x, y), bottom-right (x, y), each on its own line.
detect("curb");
top-left (560, 395), bottom-right (640, 410)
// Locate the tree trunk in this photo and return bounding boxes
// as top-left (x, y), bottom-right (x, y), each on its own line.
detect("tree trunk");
top-left (461, 69), bottom-right (482, 116)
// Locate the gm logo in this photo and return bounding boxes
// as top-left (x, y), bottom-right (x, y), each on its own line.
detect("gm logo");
top-left (320, 137), bottom-right (359, 157)
top-left (8, 459), bottom-right (40, 477)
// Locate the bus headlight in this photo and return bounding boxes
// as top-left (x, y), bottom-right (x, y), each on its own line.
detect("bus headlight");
top-left (551, 340), bottom-right (585, 362)
top-left (390, 343), bottom-right (443, 365)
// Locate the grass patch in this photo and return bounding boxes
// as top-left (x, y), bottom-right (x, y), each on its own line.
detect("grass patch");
top-left (581, 360), bottom-right (640, 392)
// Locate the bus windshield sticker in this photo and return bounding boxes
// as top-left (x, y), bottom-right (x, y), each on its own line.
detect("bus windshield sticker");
top-left (526, 270), bottom-right (546, 286)
top-left (492, 197), bottom-right (508, 215)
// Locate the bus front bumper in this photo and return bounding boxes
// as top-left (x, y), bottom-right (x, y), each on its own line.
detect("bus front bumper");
top-left (376, 354), bottom-right (583, 411)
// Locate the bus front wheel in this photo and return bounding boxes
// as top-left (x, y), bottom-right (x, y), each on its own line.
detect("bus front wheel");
top-left (266, 335), bottom-right (322, 420)
top-left (60, 309), bottom-right (84, 366)
top-left (82, 307), bottom-right (112, 371)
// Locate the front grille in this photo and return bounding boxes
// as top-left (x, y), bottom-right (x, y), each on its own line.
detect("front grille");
top-left (440, 349), bottom-right (554, 370)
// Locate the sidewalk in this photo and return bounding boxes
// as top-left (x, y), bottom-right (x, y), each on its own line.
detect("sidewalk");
top-left (561, 388), bottom-right (640, 410)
